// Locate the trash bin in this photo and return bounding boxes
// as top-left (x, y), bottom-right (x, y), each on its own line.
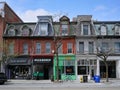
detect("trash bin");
top-left (83, 75), bottom-right (88, 82)
top-left (94, 75), bottom-right (100, 83)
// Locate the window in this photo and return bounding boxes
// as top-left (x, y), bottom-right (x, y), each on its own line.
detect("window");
top-left (38, 23), bottom-right (48, 36)
top-left (23, 43), bottom-right (28, 54)
top-left (8, 29), bottom-right (15, 36)
top-left (115, 26), bottom-right (120, 35)
top-left (89, 42), bottom-right (94, 53)
top-left (58, 43), bottom-right (62, 54)
top-left (101, 26), bottom-right (107, 35)
top-left (64, 60), bottom-right (75, 75)
top-left (67, 43), bottom-right (73, 53)
top-left (36, 43), bottom-right (41, 54)
top-left (79, 42), bottom-right (84, 53)
top-left (46, 42), bottom-right (51, 53)
top-left (61, 24), bottom-right (68, 35)
top-left (22, 26), bottom-right (30, 36)
top-left (9, 43), bottom-right (14, 55)
top-left (101, 42), bottom-right (109, 52)
top-left (83, 25), bottom-right (89, 35)
top-left (114, 42), bottom-right (120, 53)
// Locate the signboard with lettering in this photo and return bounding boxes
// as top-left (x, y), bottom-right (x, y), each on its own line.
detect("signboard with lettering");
top-left (33, 58), bottom-right (52, 64)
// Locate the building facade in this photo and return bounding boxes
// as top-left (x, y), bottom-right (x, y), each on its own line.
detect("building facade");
top-left (1, 2), bottom-right (120, 81)
top-left (0, 2), bottom-right (22, 72)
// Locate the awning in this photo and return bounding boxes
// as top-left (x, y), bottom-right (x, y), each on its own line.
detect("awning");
top-left (7, 57), bottom-right (31, 65)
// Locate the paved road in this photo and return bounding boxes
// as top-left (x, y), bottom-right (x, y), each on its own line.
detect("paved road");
top-left (0, 80), bottom-right (120, 90)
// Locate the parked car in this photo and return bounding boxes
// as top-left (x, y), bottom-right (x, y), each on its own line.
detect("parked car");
top-left (0, 72), bottom-right (7, 85)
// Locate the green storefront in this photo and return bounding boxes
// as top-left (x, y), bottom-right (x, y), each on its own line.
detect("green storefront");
top-left (53, 54), bottom-right (76, 81)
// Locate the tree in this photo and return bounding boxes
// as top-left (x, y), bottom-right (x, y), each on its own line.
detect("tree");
top-left (96, 47), bottom-right (112, 82)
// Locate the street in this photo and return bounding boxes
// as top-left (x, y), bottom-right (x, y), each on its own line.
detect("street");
top-left (0, 80), bottom-right (120, 90)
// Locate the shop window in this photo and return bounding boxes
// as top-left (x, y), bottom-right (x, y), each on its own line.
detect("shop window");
top-left (64, 60), bottom-right (75, 75)
top-left (78, 66), bottom-right (87, 75)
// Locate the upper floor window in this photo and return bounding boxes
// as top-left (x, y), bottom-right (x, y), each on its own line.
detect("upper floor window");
top-left (9, 43), bottom-right (14, 55)
top-left (61, 24), bottom-right (68, 35)
top-left (58, 43), bottom-right (62, 54)
top-left (83, 25), bottom-right (89, 35)
top-left (78, 42), bottom-right (84, 53)
top-left (22, 26), bottom-right (30, 36)
top-left (101, 42), bottom-right (109, 52)
top-left (23, 43), bottom-right (28, 54)
top-left (100, 25), bottom-right (107, 35)
top-left (38, 23), bottom-right (48, 36)
top-left (8, 26), bottom-right (15, 36)
top-left (89, 42), bottom-right (94, 54)
top-left (36, 43), bottom-right (41, 54)
top-left (46, 42), bottom-right (51, 54)
top-left (67, 43), bottom-right (73, 53)
top-left (114, 25), bottom-right (120, 35)
top-left (114, 42), bottom-right (120, 53)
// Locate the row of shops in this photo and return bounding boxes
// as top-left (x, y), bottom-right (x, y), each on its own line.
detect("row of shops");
top-left (4, 54), bottom-right (117, 81)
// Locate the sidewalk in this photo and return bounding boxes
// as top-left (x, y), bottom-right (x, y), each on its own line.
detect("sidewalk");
top-left (6, 79), bottom-right (120, 88)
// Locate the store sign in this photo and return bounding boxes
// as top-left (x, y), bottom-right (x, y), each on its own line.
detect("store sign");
top-left (33, 58), bottom-right (52, 63)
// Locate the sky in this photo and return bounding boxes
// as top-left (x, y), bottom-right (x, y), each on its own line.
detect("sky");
top-left (1, 0), bottom-right (120, 22)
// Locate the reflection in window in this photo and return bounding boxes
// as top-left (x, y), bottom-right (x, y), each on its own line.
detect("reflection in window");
top-left (79, 42), bottom-right (84, 53)
top-left (89, 42), bottom-right (94, 53)
top-left (101, 42), bottom-right (109, 52)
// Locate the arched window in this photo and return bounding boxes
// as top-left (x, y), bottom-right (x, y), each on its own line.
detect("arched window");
top-left (22, 25), bottom-right (30, 36)
top-left (100, 25), bottom-right (107, 35)
top-left (8, 25), bottom-right (15, 36)
top-left (114, 25), bottom-right (120, 35)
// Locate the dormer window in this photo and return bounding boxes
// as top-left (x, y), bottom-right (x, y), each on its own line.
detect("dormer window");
top-left (61, 24), bottom-right (68, 35)
top-left (7, 25), bottom-right (15, 36)
top-left (38, 23), bottom-right (48, 36)
top-left (8, 29), bottom-right (15, 36)
top-left (83, 25), bottom-right (88, 35)
top-left (22, 25), bottom-right (30, 36)
top-left (82, 23), bottom-right (90, 35)
top-left (114, 25), bottom-right (120, 35)
top-left (100, 25), bottom-right (107, 35)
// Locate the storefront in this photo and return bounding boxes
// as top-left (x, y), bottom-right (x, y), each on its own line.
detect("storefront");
top-left (32, 55), bottom-right (53, 80)
top-left (53, 54), bottom-right (76, 81)
top-left (6, 56), bottom-right (31, 79)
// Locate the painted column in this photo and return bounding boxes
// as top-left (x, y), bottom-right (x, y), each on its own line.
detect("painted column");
top-left (116, 60), bottom-right (120, 78)
top-left (96, 59), bottom-right (100, 76)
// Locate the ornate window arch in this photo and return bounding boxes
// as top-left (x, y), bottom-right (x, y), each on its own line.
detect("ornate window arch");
top-left (99, 24), bottom-right (108, 35)
top-left (21, 25), bottom-right (32, 36)
top-left (7, 25), bottom-right (16, 36)
top-left (113, 23), bottom-right (120, 35)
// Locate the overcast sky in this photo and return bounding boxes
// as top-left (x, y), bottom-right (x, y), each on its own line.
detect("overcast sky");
top-left (1, 0), bottom-right (120, 22)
